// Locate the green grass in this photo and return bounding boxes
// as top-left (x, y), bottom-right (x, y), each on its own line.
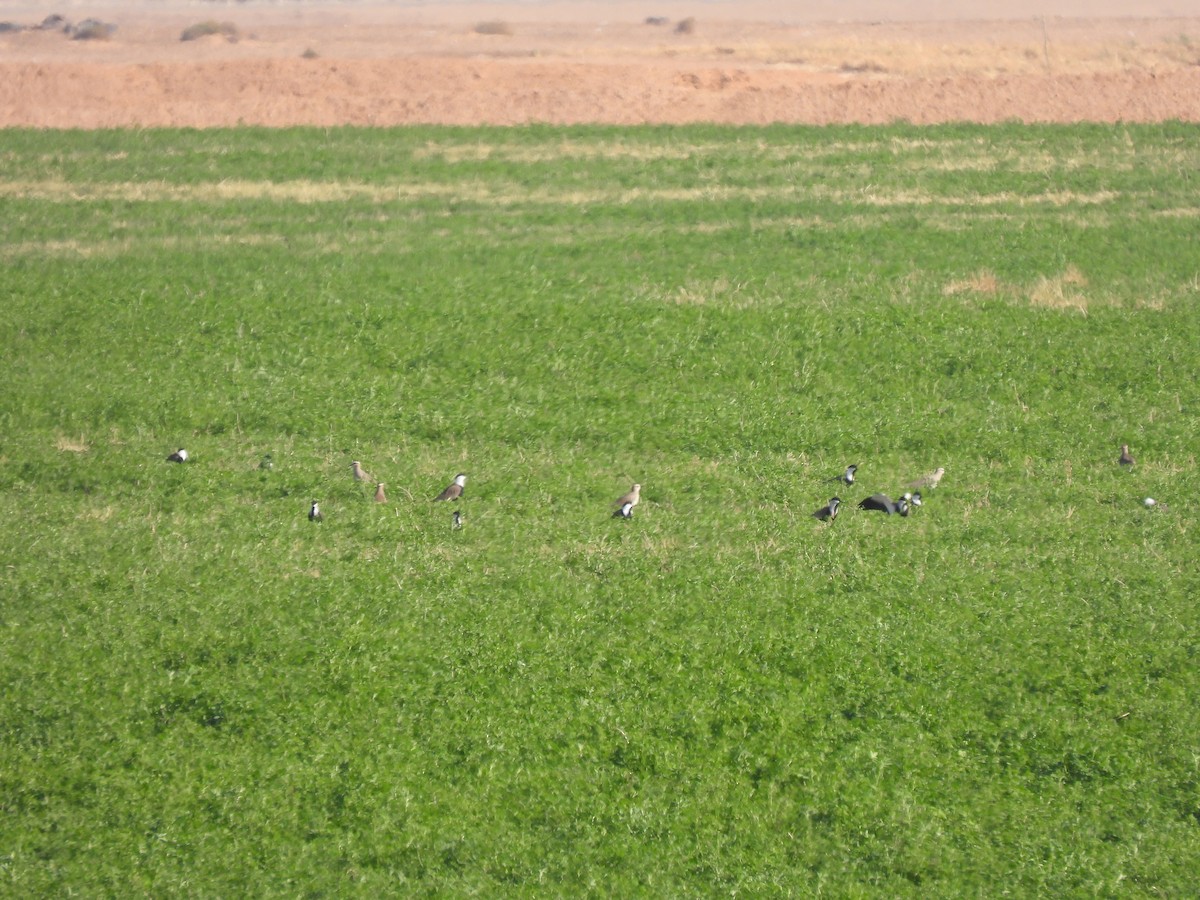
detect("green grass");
top-left (2, 123), bottom-right (1199, 895)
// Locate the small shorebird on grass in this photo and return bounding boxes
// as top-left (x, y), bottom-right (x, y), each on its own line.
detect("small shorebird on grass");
top-left (1119, 444), bottom-right (1135, 467)
top-left (351, 460), bottom-right (375, 483)
top-left (828, 464), bottom-right (857, 486)
top-left (908, 467), bottom-right (944, 490)
top-left (452, 510), bottom-right (463, 529)
top-left (308, 500), bottom-right (323, 522)
top-left (613, 501), bottom-right (635, 519)
top-left (434, 473), bottom-right (467, 502)
top-left (166, 448), bottom-right (188, 463)
top-left (374, 483), bottom-right (387, 503)
top-left (858, 494), bottom-right (910, 516)
top-left (812, 497), bottom-right (841, 522)
top-left (903, 491), bottom-right (923, 508)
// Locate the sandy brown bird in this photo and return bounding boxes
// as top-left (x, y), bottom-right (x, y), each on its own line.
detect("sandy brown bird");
top-left (351, 460), bottom-right (375, 483)
top-left (1119, 444), bottom-right (1135, 467)
top-left (434, 473), bottom-right (467, 502)
top-left (374, 483), bottom-right (387, 503)
top-left (908, 467), bottom-right (945, 490)
top-left (614, 483), bottom-right (641, 510)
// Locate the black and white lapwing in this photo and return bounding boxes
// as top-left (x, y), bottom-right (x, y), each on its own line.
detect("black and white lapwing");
top-left (828, 464), bottom-right (857, 486)
top-left (1119, 444), bottom-right (1135, 467)
top-left (351, 460), bottom-right (375, 483)
top-left (613, 501), bottom-right (635, 519)
top-left (614, 483), bottom-right (641, 511)
top-left (308, 500), bottom-right (323, 522)
top-left (908, 467), bottom-right (944, 490)
top-left (858, 493), bottom-right (910, 516)
top-left (374, 483), bottom-right (387, 503)
top-left (259, 453), bottom-right (273, 471)
top-left (812, 497), bottom-right (841, 522)
top-left (452, 509), bottom-right (463, 529)
top-left (903, 491), bottom-right (923, 509)
top-left (166, 448), bottom-right (188, 463)
top-left (434, 473), bottom-right (467, 502)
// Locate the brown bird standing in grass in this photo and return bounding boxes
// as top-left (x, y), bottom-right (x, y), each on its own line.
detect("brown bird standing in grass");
top-left (351, 460), bottom-right (375, 482)
top-left (908, 467), bottom-right (944, 490)
top-left (1119, 444), bottom-right (1135, 467)
top-left (614, 483), bottom-right (641, 511)
top-left (374, 483), bottom-right (387, 503)
top-left (434, 473), bottom-right (467, 502)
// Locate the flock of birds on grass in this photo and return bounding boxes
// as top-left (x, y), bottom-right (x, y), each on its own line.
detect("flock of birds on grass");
top-left (163, 443), bottom-right (1153, 527)
top-left (809, 463), bottom-right (943, 524)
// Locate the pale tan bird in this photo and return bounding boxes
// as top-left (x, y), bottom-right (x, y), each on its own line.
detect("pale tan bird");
top-left (1119, 444), bottom-right (1135, 467)
top-left (351, 460), bottom-right (375, 483)
top-left (908, 467), bottom-right (945, 490)
top-left (434, 473), bottom-right (467, 502)
top-left (374, 483), bottom-right (387, 503)
top-left (614, 483), bottom-right (641, 510)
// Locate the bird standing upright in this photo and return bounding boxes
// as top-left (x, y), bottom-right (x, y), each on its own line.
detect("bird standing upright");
top-left (828, 464), bottom-right (857, 486)
top-left (452, 510), bottom-right (463, 529)
top-left (434, 473), bottom-right (467, 502)
top-left (614, 483), bottom-right (641, 511)
top-left (308, 500), bottom-right (323, 522)
top-left (351, 460), bottom-right (375, 483)
top-left (813, 497), bottom-right (841, 522)
top-left (1119, 444), bottom-right (1135, 467)
top-left (374, 483), bottom-right (387, 503)
top-left (167, 448), bottom-right (188, 463)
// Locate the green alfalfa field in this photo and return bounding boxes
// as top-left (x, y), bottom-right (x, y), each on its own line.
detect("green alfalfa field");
top-left (1, 123), bottom-right (1198, 894)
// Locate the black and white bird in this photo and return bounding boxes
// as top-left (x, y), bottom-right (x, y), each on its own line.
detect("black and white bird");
top-left (434, 473), bottom-right (467, 502)
top-left (613, 501), bottom-right (635, 519)
top-left (351, 460), bottom-right (375, 483)
top-left (903, 491), bottom-right (923, 508)
top-left (166, 448), bottom-right (188, 463)
top-left (1119, 444), bottom-right (1135, 467)
top-left (614, 483), bottom-right (641, 511)
top-left (452, 509), bottom-right (463, 529)
top-left (259, 453), bottom-right (273, 471)
top-left (308, 500), bottom-right (323, 522)
top-left (812, 497), bottom-right (841, 522)
top-left (828, 464), bottom-right (858, 486)
top-left (858, 493), bottom-right (910, 516)
top-left (908, 467), bottom-right (944, 490)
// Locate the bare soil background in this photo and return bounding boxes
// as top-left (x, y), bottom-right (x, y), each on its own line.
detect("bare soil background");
top-left (2, 1), bottom-right (1200, 127)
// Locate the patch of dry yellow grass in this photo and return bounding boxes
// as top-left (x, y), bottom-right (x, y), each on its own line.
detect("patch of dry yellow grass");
top-left (56, 434), bottom-right (89, 453)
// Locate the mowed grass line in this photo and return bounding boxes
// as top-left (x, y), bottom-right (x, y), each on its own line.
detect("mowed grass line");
top-left (1, 123), bottom-right (1199, 894)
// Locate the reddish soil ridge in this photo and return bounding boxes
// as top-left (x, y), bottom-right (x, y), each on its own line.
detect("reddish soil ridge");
top-left (1, 3), bottom-right (1198, 127)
